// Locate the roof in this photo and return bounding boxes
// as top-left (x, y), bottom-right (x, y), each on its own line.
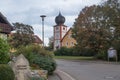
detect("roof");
top-left (33, 35), bottom-right (43, 44)
top-left (0, 12), bottom-right (13, 34)
top-left (61, 28), bottom-right (72, 42)
top-left (55, 12), bottom-right (65, 25)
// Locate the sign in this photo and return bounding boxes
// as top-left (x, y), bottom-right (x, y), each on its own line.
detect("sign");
top-left (108, 47), bottom-right (117, 62)
top-left (17, 65), bottom-right (27, 70)
top-left (108, 49), bottom-right (117, 58)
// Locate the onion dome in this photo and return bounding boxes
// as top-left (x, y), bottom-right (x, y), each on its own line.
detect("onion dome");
top-left (55, 12), bottom-right (65, 25)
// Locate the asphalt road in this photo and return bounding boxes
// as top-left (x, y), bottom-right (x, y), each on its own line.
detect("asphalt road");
top-left (56, 59), bottom-right (120, 80)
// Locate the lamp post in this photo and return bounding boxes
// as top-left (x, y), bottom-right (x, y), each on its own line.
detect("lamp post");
top-left (40, 15), bottom-right (46, 47)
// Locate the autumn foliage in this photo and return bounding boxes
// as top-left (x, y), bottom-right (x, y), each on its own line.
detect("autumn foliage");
top-left (72, 0), bottom-right (120, 60)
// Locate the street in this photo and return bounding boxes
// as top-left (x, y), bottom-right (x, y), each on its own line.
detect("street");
top-left (56, 59), bottom-right (120, 80)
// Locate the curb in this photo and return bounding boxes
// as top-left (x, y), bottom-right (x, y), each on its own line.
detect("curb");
top-left (55, 69), bottom-right (76, 80)
top-left (59, 59), bottom-right (120, 65)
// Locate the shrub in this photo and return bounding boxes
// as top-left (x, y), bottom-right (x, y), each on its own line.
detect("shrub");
top-left (95, 50), bottom-right (107, 60)
top-left (54, 47), bottom-right (69, 56)
top-left (0, 38), bottom-right (10, 64)
top-left (54, 47), bottom-right (95, 56)
top-left (31, 54), bottom-right (56, 75)
top-left (0, 64), bottom-right (15, 80)
top-left (81, 48), bottom-right (96, 56)
top-left (16, 45), bottom-right (49, 56)
top-left (16, 45), bottom-right (56, 75)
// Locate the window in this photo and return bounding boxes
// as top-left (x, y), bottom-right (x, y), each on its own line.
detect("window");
top-left (71, 42), bottom-right (74, 46)
top-left (63, 27), bottom-right (65, 30)
top-left (68, 34), bottom-right (71, 38)
top-left (66, 42), bottom-right (68, 46)
top-left (56, 27), bottom-right (59, 30)
top-left (55, 34), bottom-right (59, 39)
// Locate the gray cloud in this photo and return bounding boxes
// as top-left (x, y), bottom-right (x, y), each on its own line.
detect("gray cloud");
top-left (0, 0), bottom-right (102, 45)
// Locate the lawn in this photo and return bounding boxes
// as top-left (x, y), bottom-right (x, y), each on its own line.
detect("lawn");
top-left (54, 56), bottom-right (94, 60)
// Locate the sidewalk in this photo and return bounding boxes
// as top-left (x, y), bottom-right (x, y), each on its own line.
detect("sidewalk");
top-left (48, 72), bottom-right (61, 80)
top-left (48, 69), bottom-right (76, 80)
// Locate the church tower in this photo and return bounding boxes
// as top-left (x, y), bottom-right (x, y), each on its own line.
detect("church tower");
top-left (53, 12), bottom-right (67, 50)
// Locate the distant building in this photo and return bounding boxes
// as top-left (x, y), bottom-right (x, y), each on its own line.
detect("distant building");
top-left (9, 34), bottom-right (43, 53)
top-left (33, 35), bottom-right (43, 46)
top-left (53, 12), bottom-right (76, 50)
top-left (61, 28), bottom-right (76, 48)
top-left (9, 33), bottom-right (43, 46)
top-left (0, 12), bottom-right (13, 39)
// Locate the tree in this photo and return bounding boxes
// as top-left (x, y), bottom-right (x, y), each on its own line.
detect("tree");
top-left (72, 5), bottom-right (113, 56)
top-left (0, 38), bottom-right (10, 64)
top-left (48, 36), bottom-right (54, 51)
top-left (9, 22), bottom-right (34, 48)
top-left (102, 0), bottom-right (120, 60)
top-left (72, 0), bottom-right (120, 59)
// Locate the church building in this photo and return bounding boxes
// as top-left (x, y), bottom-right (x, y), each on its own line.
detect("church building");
top-left (53, 12), bottom-right (76, 50)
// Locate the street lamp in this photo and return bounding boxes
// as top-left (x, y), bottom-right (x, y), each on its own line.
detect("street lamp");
top-left (40, 15), bottom-right (46, 47)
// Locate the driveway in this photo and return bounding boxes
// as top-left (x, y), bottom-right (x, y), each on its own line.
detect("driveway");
top-left (56, 59), bottom-right (120, 80)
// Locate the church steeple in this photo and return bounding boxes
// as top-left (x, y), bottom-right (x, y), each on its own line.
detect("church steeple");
top-left (53, 12), bottom-right (67, 50)
top-left (55, 12), bottom-right (65, 25)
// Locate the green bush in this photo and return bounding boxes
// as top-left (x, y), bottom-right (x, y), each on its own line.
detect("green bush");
top-left (54, 47), bottom-right (69, 56)
top-left (16, 45), bottom-right (49, 56)
top-left (0, 38), bottom-right (10, 64)
top-left (31, 54), bottom-right (56, 75)
top-left (0, 64), bottom-right (15, 80)
top-left (81, 48), bottom-right (96, 56)
top-left (54, 47), bottom-right (95, 56)
top-left (95, 50), bottom-right (107, 60)
top-left (16, 45), bottom-right (56, 75)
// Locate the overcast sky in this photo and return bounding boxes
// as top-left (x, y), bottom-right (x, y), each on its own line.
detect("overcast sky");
top-left (0, 0), bottom-right (102, 46)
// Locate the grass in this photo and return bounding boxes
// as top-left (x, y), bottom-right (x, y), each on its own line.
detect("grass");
top-left (54, 56), bottom-right (94, 60)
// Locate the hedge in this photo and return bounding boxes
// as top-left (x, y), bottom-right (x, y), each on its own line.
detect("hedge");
top-left (0, 64), bottom-right (15, 80)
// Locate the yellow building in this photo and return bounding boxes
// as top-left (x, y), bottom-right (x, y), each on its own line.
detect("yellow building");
top-left (61, 28), bottom-right (76, 48)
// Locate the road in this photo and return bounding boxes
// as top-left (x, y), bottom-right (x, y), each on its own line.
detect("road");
top-left (56, 59), bottom-right (120, 80)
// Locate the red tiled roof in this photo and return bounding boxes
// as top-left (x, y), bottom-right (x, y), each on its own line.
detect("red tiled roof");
top-left (33, 35), bottom-right (43, 44)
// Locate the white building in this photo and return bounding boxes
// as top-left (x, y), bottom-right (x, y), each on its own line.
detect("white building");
top-left (53, 12), bottom-right (68, 50)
